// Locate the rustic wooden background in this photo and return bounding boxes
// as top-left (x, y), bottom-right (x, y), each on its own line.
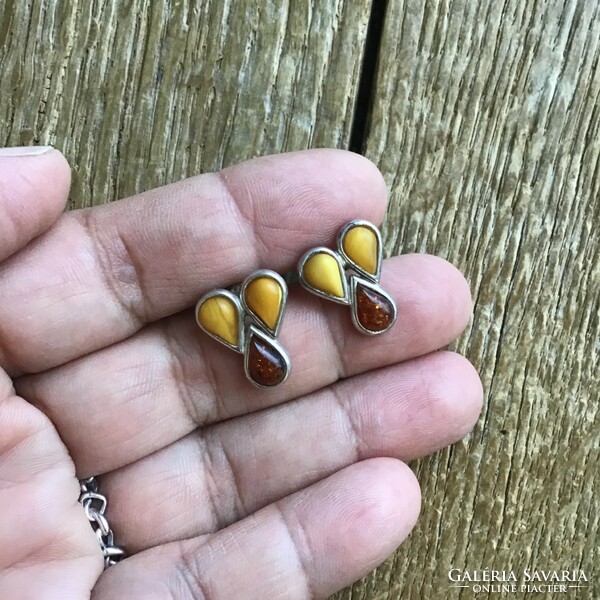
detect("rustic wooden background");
top-left (1, 1), bottom-right (598, 598)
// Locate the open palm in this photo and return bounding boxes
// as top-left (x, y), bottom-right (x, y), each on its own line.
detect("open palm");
top-left (0, 148), bottom-right (482, 600)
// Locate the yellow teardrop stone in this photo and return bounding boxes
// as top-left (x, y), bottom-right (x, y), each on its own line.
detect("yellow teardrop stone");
top-left (197, 295), bottom-right (239, 346)
top-left (303, 252), bottom-right (345, 298)
top-left (244, 276), bottom-right (283, 331)
top-left (342, 225), bottom-right (378, 275)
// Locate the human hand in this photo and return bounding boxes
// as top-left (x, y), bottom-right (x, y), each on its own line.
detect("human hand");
top-left (0, 148), bottom-right (482, 599)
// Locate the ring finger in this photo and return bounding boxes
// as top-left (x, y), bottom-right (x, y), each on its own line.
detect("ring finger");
top-left (98, 350), bottom-right (482, 552)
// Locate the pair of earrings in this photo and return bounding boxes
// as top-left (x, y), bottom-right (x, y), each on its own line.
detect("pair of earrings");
top-left (195, 220), bottom-right (397, 388)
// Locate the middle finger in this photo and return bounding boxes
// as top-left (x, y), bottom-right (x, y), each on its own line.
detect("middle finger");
top-left (17, 254), bottom-right (471, 476)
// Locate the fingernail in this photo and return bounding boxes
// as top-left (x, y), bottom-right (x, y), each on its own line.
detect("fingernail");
top-left (0, 145), bottom-right (54, 157)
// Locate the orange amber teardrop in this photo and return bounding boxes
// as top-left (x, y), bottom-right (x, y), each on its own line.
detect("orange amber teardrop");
top-left (247, 334), bottom-right (287, 387)
top-left (356, 283), bottom-right (394, 332)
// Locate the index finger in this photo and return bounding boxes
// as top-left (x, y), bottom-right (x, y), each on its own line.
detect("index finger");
top-left (0, 147), bottom-right (70, 261)
top-left (0, 150), bottom-right (387, 374)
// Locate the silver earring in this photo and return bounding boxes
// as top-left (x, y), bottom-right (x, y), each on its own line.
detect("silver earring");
top-left (297, 220), bottom-right (397, 335)
top-left (195, 270), bottom-right (291, 388)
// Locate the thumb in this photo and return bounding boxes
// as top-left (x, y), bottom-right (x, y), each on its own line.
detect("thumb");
top-left (0, 366), bottom-right (103, 596)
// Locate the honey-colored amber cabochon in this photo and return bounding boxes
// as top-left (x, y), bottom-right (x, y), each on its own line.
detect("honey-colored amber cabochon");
top-left (244, 276), bottom-right (283, 331)
top-left (246, 333), bottom-right (287, 387)
top-left (197, 295), bottom-right (239, 346)
top-left (342, 225), bottom-right (378, 275)
top-left (302, 252), bottom-right (345, 298)
top-left (355, 282), bottom-right (394, 332)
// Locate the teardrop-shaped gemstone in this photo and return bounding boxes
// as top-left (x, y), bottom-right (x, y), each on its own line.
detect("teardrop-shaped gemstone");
top-left (244, 276), bottom-right (283, 332)
top-left (197, 295), bottom-right (240, 346)
top-left (355, 283), bottom-right (395, 333)
top-left (342, 225), bottom-right (379, 275)
top-left (302, 252), bottom-right (346, 298)
top-left (247, 334), bottom-right (288, 387)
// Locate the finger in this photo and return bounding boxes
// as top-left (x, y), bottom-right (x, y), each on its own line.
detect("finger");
top-left (0, 369), bottom-right (102, 598)
top-left (0, 147), bottom-right (70, 261)
top-left (96, 351), bottom-right (480, 552)
top-left (0, 149), bottom-right (387, 374)
top-left (18, 254), bottom-right (473, 475)
top-left (93, 458), bottom-right (420, 600)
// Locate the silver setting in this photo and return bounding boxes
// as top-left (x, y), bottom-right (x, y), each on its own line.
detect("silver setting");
top-left (297, 246), bottom-right (350, 305)
top-left (240, 269), bottom-right (288, 337)
top-left (243, 324), bottom-right (291, 389)
top-left (195, 289), bottom-right (245, 353)
top-left (337, 219), bottom-right (383, 283)
top-left (349, 275), bottom-right (398, 336)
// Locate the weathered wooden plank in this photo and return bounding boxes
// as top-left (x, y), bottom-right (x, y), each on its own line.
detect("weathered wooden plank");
top-left (337, 1), bottom-right (599, 599)
top-left (0, 0), bottom-right (372, 208)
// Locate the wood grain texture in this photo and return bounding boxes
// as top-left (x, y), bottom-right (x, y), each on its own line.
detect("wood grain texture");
top-left (0, 0), bottom-right (371, 206)
top-left (334, 1), bottom-right (599, 599)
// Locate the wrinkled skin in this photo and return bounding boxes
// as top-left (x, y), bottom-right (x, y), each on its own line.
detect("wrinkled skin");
top-left (0, 149), bottom-right (482, 600)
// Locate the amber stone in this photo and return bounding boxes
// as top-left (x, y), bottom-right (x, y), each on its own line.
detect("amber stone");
top-left (342, 225), bottom-right (378, 275)
top-left (244, 276), bottom-right (282, 331)
top-left (247, 334), bottom-right (287, 387)
top-left (197, 295), bottom-right (239, 346)
top-left (302, 252), bottom-right (346, 298)
top-left (355, 283), bottom-right (394, 332)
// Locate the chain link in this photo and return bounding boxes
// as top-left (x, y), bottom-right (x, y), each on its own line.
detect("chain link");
top-left (79, 477), bottom-right (125, 569)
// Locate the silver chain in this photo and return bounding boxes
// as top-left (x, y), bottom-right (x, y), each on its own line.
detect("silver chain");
top-left (79, 476), bottom-right (125, 568)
